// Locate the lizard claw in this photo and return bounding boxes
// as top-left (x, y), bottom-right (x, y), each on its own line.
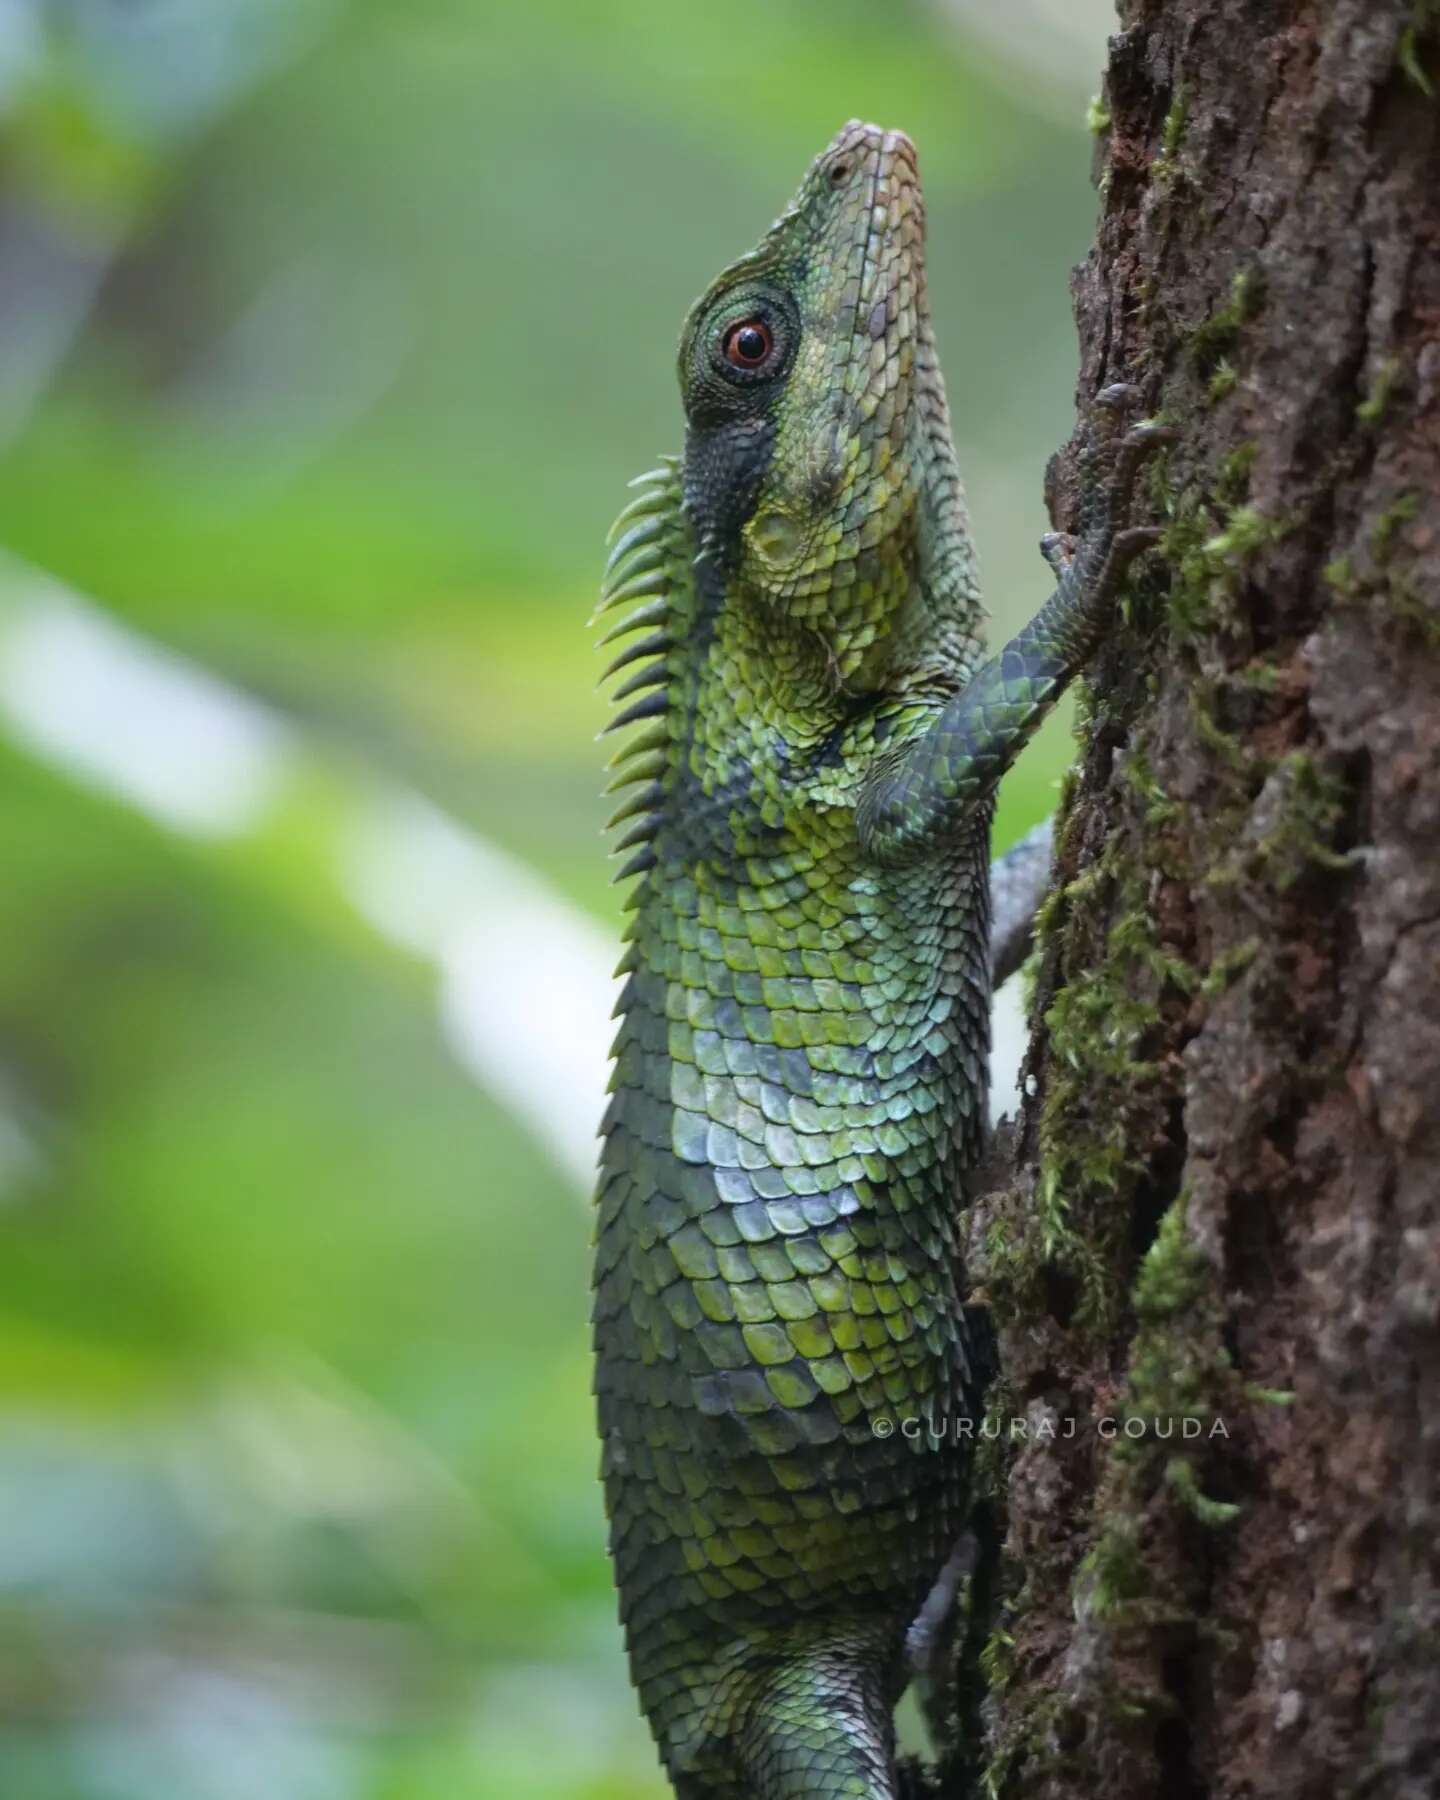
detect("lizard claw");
top-left (1120, 421), bottom-right (1179, 457)
top-left (1051, 383), bottom-right (1174, 604)
top-left (1111, 524), bottom-right (1165, 567)
top-left (1111, 422), bottom-right (1176, 502)
top-left (1093, 379), bottom-right (1144, 415)
top-left (1038, 530), bottom-right (1078, 576)
top-left (1071, 384), bottom-right (1172, 545)
top-left (1122, 420), bottom-right (1178, 447)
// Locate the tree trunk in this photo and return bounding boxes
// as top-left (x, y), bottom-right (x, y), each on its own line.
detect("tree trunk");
top-left (957, 4), bottom-right (1440, 1796)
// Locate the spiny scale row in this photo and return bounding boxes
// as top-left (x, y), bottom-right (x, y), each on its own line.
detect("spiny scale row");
top-left (594, 458), bottom-right (688, 889)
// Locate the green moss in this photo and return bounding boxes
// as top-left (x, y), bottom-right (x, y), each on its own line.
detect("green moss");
top-left (978, 1674), bottom-right (1067, 1799)
top-left (1188, 268), bottom-right (1261, 370)
top-left (982, 583), bottom-right (1287, 1774)
top-left (981, 384), bottom-right (1339, 1769)
top-left (1027, 846), bottom-right (1180, 1335)
top-left (1165, 1456), bottom-right (1241, 1527)
top-left (978, 1625), bottom-right (1016, 1690)
top-left (1015, 949), bottom-right (1041, 1023)
top-left (1077, 1518), bottom-right (1148, 1620)
top-left (981, 825), bottom-right (1166, 1337)
top-left (1059, 1195), bottom-right (1242, 1650)
top-left (1003, 642), bottom-right (1253, 1337)
top-left (1120, 745), bottom-right (1179, 829)
top-left (1151, 85), bottom-right (1190, 194)
top-left (1243, 1383), bottom-right (1294, 1407)
top-left (1388, 577), bottom-right (1440, 650)
top-left (1111, 910), bottom-right (1198, 994)
top-left (1231, 267), bottom-right (1262, 319)
top-left (1160, 84), bottom-right (1190, 158)
top-left (1373, 492), bottom-right (1419, 561)
top-left (1199, 939), bottom-right (1258, 998)
top-left (1330, 501), bottom-right (1438, 648)
top-left (1218, 440), bottom-right (1259, 498)
top-left (1399, 1), bottom-right (1438, 95)
top-left (1033, 1164), bottom-right (1080, 1256)
top-left (1189, 679), bottom-right (1253, 773)
top-left (1157, 491), bottom-right (1217, 642)
top-left (1206, 359), bottom-right (1237, 403)
top-left (1357, 356), bottom-right (1401, 424)
top-left (1238, 658), bottom-right (1281, 694)
top-left (1043, 925), bottom-right (1162, 1080)
top-left (1202, 503), bottom-right (1288, 563)
top-left (1154, 448), bottom-right (1270, 647)
top-left (1253, 751), bottom-right (1360, 889)
top-left (974, 1368), bottom-right (1017, 1494)
top-left (1087, 94), bottom-right (1112, 134)
top-left (1133, 1199), bottom-right (1209, 1320)
top-left (981, 1737), bottom-right (1022, 1800)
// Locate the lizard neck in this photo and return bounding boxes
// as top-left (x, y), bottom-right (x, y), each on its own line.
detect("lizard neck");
top-left (695, 567), bottom-right (908, 745)
top-left (677, 550), bottom-right (979, 811)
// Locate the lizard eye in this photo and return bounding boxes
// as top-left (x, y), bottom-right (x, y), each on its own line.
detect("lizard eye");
top-left (722, 319), bottom-right (773, 369)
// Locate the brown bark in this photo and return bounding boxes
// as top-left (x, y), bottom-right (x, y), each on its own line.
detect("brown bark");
top-left (959, 4), bottom-right (1440, 1796)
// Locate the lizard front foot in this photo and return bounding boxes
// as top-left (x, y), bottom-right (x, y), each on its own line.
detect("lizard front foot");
top-left (1068, 382), bottom-right (1175, 601)
top-left (1037, 530), bottom-right (1078, 577)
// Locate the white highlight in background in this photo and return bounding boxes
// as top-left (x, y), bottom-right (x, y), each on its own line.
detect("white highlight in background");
top-left (0, 558), bottom-right (1025, 1196)
top-left (346, 796), bottom-right (615, 1189)
top-left (0, 559), bottom-right (614, 1190)
top-left (0, 574), bottom-right (291, 837)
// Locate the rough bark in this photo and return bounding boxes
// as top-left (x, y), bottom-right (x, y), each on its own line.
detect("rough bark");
top-left (956, 4), bottom-right (1440, 1796)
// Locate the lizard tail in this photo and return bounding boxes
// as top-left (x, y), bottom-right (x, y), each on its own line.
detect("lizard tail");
top-left (736, 1645), bottom-right (898, 1800)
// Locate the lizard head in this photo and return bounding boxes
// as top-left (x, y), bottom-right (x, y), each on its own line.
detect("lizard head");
top-left (678, 120), bottom-right (962, 681)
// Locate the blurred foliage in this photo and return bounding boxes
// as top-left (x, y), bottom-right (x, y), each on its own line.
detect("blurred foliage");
top-left (0, 1), bottom-right (1104, 1794)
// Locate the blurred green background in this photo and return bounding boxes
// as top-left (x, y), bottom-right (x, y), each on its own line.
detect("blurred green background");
top-left (0, 2), bottom-right (1113, 1794)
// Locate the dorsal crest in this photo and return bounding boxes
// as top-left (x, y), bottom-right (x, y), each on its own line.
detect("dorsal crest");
top-left (593, 457), bottom-right (693, 903)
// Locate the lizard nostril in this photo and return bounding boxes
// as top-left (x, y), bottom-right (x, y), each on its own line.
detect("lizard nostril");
top-left (829, 158), bottom-right (851, 185)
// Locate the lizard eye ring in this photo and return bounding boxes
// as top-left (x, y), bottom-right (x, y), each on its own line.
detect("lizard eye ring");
top-left (722, 319), bottom-right (773, 370)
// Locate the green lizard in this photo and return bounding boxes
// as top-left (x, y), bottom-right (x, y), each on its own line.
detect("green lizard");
top-left (592, 120), bottom-right (1166, 1800)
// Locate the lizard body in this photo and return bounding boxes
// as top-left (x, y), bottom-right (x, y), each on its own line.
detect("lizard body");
top-left (591, 121), bottom-right (1163, 1800)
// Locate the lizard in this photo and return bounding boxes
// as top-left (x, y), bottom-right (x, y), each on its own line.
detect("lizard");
top-left (590, 119), bottom-right (1167, 1800)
